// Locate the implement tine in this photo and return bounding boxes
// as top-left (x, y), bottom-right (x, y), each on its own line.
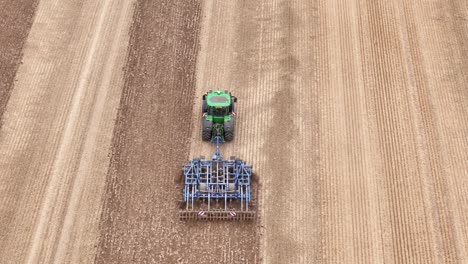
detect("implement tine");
top-left (179, 210), bottom-right (255, 221)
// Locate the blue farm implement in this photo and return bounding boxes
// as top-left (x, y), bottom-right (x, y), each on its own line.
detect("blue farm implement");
top-left (179, 137), bottom-right (255, 221)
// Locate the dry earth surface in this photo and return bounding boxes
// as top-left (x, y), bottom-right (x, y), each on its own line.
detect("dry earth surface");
top-left (0, 0), bottom-right (39, 126)
top-left (0, 0), bottom-right (135, 262)
top-left (1, 0), bottom-right (468, 264)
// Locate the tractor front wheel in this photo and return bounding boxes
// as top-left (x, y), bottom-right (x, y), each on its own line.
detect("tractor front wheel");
top-left (202, 100), bottom-right (207, 113)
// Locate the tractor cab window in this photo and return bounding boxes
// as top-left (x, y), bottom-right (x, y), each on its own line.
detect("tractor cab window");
top-left (210, 96), bottom-right (228, 104)
top-left (209, 106), bottom-right (228, 116)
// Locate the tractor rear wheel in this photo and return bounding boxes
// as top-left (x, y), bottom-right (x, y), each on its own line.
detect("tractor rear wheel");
top-left (202, 129), bottom-right (211, 141)
top-left (224, 130), bottom-right (234, 142)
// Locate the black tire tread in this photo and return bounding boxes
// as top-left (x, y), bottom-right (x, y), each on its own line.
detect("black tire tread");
top-left (202, 129), bottom-right (211, 141)
top-left (224, 130), bottom-right (234, 141)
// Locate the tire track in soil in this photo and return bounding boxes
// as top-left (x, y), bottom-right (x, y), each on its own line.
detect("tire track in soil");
top-left (262, 2), bottom-right (301, 263)
top-left (0, 0), bottom-right (39, 127)
top-left (261, 2), bottom-right (320, 263)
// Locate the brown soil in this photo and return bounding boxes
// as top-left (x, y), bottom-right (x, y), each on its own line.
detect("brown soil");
top-left (0, 0), bottom-right (135, 262)
top-left (1, 0), bottom-right (467, 263)
top-left (0, 0), bottom-right (39, 126)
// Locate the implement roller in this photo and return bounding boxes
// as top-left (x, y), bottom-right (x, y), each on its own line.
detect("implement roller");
top-left (179, 136), bottom-right (255, 221)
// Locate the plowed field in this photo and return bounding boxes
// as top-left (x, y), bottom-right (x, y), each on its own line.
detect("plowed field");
top-left (1, 0), bottom-right (467, 263)
top-left (0, 0), bottom-right (39, 125)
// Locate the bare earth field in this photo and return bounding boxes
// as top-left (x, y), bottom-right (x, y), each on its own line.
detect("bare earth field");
top-left (0, 0), bottom-right (39, 125)
top-left (1, 0), bottom-right (468, 263)
top-left (0, 0), bottom-right (135, 262)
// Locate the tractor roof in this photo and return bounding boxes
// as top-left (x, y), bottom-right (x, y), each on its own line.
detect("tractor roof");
top-left (207, 90), bottom-right (231, 107)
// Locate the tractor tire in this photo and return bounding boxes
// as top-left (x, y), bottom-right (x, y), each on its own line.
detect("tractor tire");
top-left (202, 129), bottom-right (211, 141)
top-left (202, 119), bottom-right (213, 141)
top-left (224, 130), bottom-right (234, 142)
top-left (224, 118), bottom-right (235, 142)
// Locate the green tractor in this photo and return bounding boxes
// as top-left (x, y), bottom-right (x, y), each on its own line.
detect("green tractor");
top-left (202, 90), bottom-right (237, 142)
